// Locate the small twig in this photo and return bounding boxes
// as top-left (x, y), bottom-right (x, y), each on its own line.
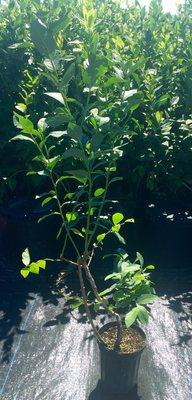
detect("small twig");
top-left (45, 257), bottom-right (77, 266)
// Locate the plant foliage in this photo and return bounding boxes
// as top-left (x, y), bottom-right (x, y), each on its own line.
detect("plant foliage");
top-left (0, 0), bottom-right (192, 204)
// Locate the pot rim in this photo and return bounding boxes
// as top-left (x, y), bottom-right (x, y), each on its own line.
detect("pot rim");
top-left (98, 321), bottom-right (146, 356)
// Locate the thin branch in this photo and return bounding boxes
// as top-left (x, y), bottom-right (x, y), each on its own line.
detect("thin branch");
top-left (77, 262), bottom-right (103, 343)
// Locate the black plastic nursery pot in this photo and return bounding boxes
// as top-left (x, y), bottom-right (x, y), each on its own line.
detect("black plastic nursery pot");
top-left (98, 322), bottom-right (146, 395)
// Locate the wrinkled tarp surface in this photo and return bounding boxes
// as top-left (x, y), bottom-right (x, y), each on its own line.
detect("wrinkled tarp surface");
top-left (0, 202), bottom-right (192, 399)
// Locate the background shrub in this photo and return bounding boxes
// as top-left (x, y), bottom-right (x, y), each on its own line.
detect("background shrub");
top-left (0, 0), bottom-right (192, 208)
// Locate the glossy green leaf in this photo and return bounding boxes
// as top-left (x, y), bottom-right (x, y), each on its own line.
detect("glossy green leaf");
top-left (113, 231), bottom-right (126, 244)
top-left (71, 299), bottom-right (84, 310)
top-left (123, 89), bottom-right (137, 100)
top-left (66, 212), bottom-right (78, 222)
top-left (137, 305), bottom-right (149, 325)
top-left (68, 123), bottom-right (83, 141)
top-left (41, 197), bottom-right (55, 206)
top-left (62, 148), bottom-right (84, 160)
top-left (29, 262), bottom-right (40, 274)
top-left (45, 92), bottom-right (64, 105)
top-left (30, 19), bottom-right (55, 56)
top-left (146, 265), bottom-right (155, 270)
top-left (72, 228), bottom-right (84, 238)
top-left (94, 188), bottom-right (105, 197)
top-left (104, 273), bottom-right (121, 281)
top-left (137, 294), bottom-right (158, 305)
top-left (112, 212), bottom-right (124, 225)
top-left (38, 212), bottom-right (60, 223)
top-left (48, 131), bottom-right (67, 138)
top-left (136, 252), bottom-right (144, 267)
top-left (46, 114), bottom-right (73, 127)
top-left (111, 224), bottom-right (120, 232)
top-left (125, 307), bottom-right (139, 328)
top-left (20, 268), bottom-right (30, 278)
top-left (97, 233), bottom-right (106, 242)
top-left (36, 260), bottom-right (46, 269)
top-left (11, 135), bottom-right (34, 143)
top-left (62, 63), bottom-right (75, 86)
top-left (91, 132), bottom-right (104, 151)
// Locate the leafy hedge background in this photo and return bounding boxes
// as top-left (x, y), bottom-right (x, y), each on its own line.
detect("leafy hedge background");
top-left (0, 0), bottom-right (192, 208)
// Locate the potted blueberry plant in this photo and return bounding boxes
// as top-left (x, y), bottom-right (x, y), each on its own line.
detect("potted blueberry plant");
top-left (13, 6), bottom-right (157, 395)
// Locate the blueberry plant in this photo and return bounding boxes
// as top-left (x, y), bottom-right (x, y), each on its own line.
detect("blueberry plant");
top-left (14, 1), bottom-right (157, 349)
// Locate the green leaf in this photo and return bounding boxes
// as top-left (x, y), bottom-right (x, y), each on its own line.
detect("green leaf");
top-left (146, 265), bottom-right (155, 270)
top-left (111, 224), bottom-right (120, 232)
top-left (38, 118), bottom-right (48, 132)
top-left (137, 294), bottom-right (158, 305)
top-left (121, 262), bottom-right (140, 274)
top-left (125, 218), bottom-right (135, 223)
top-left (109, 177), bottom-right (123, 185)
top-left (13, 114), bottom-right (35, 134)
top-left (22, 248), bottom-right (30, 266)
top-left (97, 116), bottom-right (110, 126)
top-left (62, 63), bottom-right (75, 86)
top-left (170, 96), bottom-right (179, 106)
top-left (20, 268), bottom-right (30, 278)
top-left (56, 173), bottom-right (87, 185)
top-left (94, 188), bottom-right (105, 197)
top-left (105, 76), bottom-right (122, 87)
top-left (48, 131), bottom-right (67, 138)
top-left (68, 123), bottom-right (83, 141)
top-left (11, 135), bottom-right (34, 143)
top-left (15, 103), bottom-right (26, 113)
top-left (62, 148), bottom-right (84, 160)
top-left (67, 169), bottom-right (88, 179)
top-left (71, 299), bottom-right (84, 310)
top-left (113, 231), bottom-right (126, 244)
top-left (30, 19), bottom-right (56, 56)
top-left (104, 272), bottom-right (121, 281)
top-left (46, 114), bottom-right (73, 127)
top-left (66, 212), bottom-right (78, 222)
top-left (42, 196), bottom-right (55, 206)
top-left (47, 155), bottom-right (61, 170)
top-left (94, 302), bottom-right (101, 312)
top-left (51, 10), bottom-right (72, 35)
top-left (114, 66), bottom-right (124, 79)
top-left (36, 260), bottom-right (46, 269)
top-left (72, 228), bottom-right (84, 238)
top-left (125, 307), bottom-right (139, 328)
top-left (99, 284), bottom-right (116, 296)
top-left (123, 89), bottom-right (137, 100)
top-left (64, 192), bottom-right (74, 200)
top-left (38, 212), bottom-right (60, 223)
top-left (29, 262), bottom-right (40, 274)
top-left (97, 233), bottom-right (106, 242)
top-left (136, 252), bottom-right (144, 267)
top-left (45, 92), bottom-right (64, 105)
top-left (137, 305), bottom-right (149, 325)
top-left (155, 111), bottom-right (162, 122)
top-left (91, 132), bottom-right (104, 151)
top-left (27, 170), bottom-right (49, 177)
top-left (112, 212), bottom-right (124, 225)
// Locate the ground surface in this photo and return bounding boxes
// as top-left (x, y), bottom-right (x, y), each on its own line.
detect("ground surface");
top-left (0, 201), bottom-right (192, 399)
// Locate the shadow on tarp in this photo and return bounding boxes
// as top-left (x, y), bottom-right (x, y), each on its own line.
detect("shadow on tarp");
top-left (88, 381), bottom-right (141, 400)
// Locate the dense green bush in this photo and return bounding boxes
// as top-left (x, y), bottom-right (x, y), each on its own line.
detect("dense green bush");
top-left (0, 0), bottom-right (192, 206)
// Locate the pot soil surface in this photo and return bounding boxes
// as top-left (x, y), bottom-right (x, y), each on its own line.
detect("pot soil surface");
top-left (101, 326), bottom-right (145, 353)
